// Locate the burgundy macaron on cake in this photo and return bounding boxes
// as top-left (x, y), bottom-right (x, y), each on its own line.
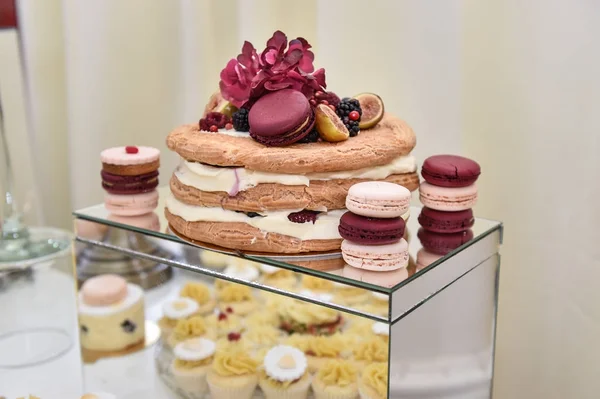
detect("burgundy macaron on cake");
top-left (339, 212), bottom-right (405, 245)
top-left (248, 89), bottom-right (315, 146)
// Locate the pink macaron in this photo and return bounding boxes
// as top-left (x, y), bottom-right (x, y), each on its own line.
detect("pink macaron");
top-left (342, 238), bottom-right (409, 271)
top-left (346, 181), bottom-right (411, 218)
top-left (419, 182), bottom-right (477, 211)
top-left (104, 190), bottom-right (159, 216)
top-left (81, 274), bottom-right (128, 306)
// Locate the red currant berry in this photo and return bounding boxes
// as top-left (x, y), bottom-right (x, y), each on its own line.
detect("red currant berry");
top-left (227, 332), bottom-right (241, 341)
top-left (225, 123), bottom-right (233, 130)
top-left (218, 312), bottom-right (227, 321)
top-left (349, 111), bottom-right (360, 121)
top-left (125, 146), bottom-right (139, 154)
top-left (309, 99), bottom-right (317, 107)
top-left (315, 90), bottom-right (324, 97)
top-left (209, 125), bottom-right (218, 132)
top-left (226, 306), bottom-right (233, 314)
top-left (321, 100), bottom-right (329, 106)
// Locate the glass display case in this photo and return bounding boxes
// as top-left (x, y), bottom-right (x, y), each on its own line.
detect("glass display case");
top-left (71, 186), bottom-right (502, 399)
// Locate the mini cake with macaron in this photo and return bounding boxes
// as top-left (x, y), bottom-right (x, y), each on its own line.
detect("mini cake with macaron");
top-left (418, 155), bottom-right (480, 263)
top-left (340, 181), bottom-right (411, 271)
top-left (78, 274), bottom-right (145, 352)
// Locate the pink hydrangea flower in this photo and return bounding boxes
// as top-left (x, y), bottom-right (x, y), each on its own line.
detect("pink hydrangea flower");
top-left (219, 31), bottom-right (327, 108)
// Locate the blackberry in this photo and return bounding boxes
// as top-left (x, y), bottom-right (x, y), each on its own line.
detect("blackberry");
top-left (235, 211), bottom-right (262, 218)
top-left (336, 98), bottom-right (362, 137)
top-left (231, 108), bottom-right (250, 132)
top-left (297, 127), bottom-right (320, 143)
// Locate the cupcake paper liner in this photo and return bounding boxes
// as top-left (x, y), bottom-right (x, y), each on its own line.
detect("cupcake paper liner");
top-left (258, 374), bottom-right (311, 399)
top-left (207, 373), bottom-right (258, 399)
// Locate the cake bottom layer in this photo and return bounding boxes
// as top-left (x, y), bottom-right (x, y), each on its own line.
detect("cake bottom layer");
top-left (166, 209), bottom-right (342, 254)
top-left (170, 172), bottom-right (420, 213)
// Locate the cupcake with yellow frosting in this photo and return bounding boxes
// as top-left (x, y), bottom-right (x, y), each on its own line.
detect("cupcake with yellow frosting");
top-left (170, 337), bottom-right (216, 396)
top-left (300, 275), bottom-right (334, 293)
top-left (200, 250), bottom-right (229, 269)
top-left (244, 325), bottom-right (284, 351)
top-left (371, 322), bottom-right (389, 344)
top-left (278, 300), bottom-right (342, 335)
top-left (358, 363), bottom-right (388, 399)
top-left (259, 264), bottom-right (297, 289)
top-left (312, 360), bottom-right (359, 399)
top-left (206, 311), bottom-right (244, 338)
top-left (158, 298), bottom-right (200, 338)
top-left (206, 349), bottom-right (259, 399)
top-left (245, 308), bottom-right (280, 329)
top-left (352, 338), bottom-right (388, 370)
top-left (259, 345), bottom-right (312, 399)
top-left (217, 284), bottom-right (256, 316)
top-left (168, 315), bottom-right (214, 347)
top-left (332, 282), bottom-right (371, 306)
top-left (285, 335), bottom-right (344, 373)
top-left (180, 282), bottom-right (216, 315)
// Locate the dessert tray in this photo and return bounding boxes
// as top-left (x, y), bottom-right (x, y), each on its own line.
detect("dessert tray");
top-left (73, 30), bottom-right (503, 399)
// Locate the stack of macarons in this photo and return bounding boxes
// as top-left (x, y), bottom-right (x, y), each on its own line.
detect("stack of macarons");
top-left (417, 155), bottom-right (480, 264)
top-left (339, 181), bottom-right (411, 272)
top-left (248, 89), bottom-right (315, 146)
top-left (101, 146), bottom-right (161, 231)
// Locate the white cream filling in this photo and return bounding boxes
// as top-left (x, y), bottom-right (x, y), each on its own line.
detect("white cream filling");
top-left (166, 194), bottom-right (343, 240)
top-left (175, 155), bottom-right (417, 195)
top-left (79, 284), bottom-right (143, 316)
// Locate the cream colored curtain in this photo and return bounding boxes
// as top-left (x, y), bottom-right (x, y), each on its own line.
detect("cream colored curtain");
top-left (7, 0), bottom-right (600, 398)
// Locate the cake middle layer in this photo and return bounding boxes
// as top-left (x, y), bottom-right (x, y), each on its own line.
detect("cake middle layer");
top-left (165, 194), bottom-right (344, 253)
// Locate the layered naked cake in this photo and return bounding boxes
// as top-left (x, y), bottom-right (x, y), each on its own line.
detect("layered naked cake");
top-left (165, 30), bottom-right (418, 254)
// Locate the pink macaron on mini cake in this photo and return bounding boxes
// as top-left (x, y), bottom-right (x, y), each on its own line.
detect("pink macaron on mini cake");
top-left (417, 154), bottom-right (480, 268)
top-left (339, 181), bottom-right (411, 272)
top-left (101, 145), bottom-right (161, 231)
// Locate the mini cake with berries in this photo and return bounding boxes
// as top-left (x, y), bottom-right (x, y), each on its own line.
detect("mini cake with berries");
top-left (165, 30), bottom-right (418, 255)
top-left (78, 275), bottom-right (145, 352)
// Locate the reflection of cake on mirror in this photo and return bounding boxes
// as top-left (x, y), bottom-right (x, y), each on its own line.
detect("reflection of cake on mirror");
top-left (165, 30), bottom-right (417, 254)
top-left (78, 274), bottom-right (145, 351)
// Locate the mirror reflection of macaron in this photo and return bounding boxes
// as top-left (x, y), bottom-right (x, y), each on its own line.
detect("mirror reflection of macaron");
top-left (108, 212), bottom-right (160, 232)
top-left (415, 248), bottom-right (443, 270)
top-left (342, 265), bottom-right (409, 288)
top-left (417, 228), bottom-right (474, 255)
top-left (417, 207), bottom-right (474, 233)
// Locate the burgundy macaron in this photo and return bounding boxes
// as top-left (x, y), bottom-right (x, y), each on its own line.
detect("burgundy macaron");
top-left (338, 211), bottom-right (405, 245)
top-left (418, 207), bottom-right (474, 233)
top-left (421, 155), bottom-right (481, 187)
top-left (248, 89), bottom-right (314, 146)
top-left (101, 170), bottom-right (159, 194)
top-left (417, 228), bottom-right (474, 255)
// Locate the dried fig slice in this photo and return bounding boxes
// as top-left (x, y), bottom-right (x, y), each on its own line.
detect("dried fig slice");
top-left (354, 93), bottom-right (385, 129)
top-left (315, 104), bottom-right (350, 142)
